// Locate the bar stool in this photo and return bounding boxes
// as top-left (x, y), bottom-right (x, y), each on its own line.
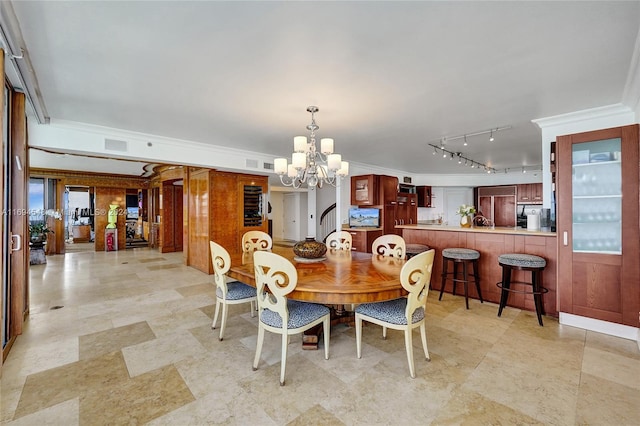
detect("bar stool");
top-left (439, 248), bottom-right (483, 309)
top-left (496, 253), bottom-right (547, 326)
top-left (405, 243), bottom-right (430, 259)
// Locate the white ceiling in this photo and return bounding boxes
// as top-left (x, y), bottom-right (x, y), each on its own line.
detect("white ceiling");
top-left (10, 1), bottom-right (640, 176)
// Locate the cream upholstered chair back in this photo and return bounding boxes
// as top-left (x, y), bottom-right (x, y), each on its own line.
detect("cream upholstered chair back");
top-left (252, 250), bottom-right (331, 385)
top-left (372, 234), bottom-right (406, 259)
top-left (242, 231), bottom-right (273, 252)
top-left (209, 241), bottom-right (256, 340)
top-left (253, 251), bottom-right (298, 327)
top-left (210, 241), bottom-right (232, 294)
top-left (355, 249), bottom-right (435, 378)
top-left (325, 231), bottom-right (352, 251)
top-left (401, 249), bottom-right (435, 317)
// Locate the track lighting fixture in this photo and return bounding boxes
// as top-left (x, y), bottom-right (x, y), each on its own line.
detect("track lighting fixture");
top-left (428, 143), bottom-right (496, 173)
top-left (489, 130), bottom-right (494, 142)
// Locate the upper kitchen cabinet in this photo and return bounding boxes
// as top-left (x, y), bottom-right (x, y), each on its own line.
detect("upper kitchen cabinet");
top-left (351, 174), bottom-right (377, 205)
top-left (416, 185), bottom-right (432, 208)
top-left (350, 174), bottom-right (398, 206)
top-left (556, 124), bottom-right (639, 327)
top-left (516, 183), bottom-right (543, 204)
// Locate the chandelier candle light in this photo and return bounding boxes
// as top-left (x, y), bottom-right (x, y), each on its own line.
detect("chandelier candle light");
top-left (274, 106), bottom-right (349, 188)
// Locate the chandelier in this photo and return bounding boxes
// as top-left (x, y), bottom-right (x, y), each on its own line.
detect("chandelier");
top-left (274, 106), bottom-right (349, 188)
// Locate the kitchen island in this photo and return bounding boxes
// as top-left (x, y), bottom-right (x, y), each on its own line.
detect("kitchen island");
top-left (397, 224), bottom-right (558, 317)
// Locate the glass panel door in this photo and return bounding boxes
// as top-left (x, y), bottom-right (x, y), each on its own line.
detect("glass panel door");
top-left (243, 185), bottom-right (263, 227)
top-left (571, 138), bottom-right (621, 254)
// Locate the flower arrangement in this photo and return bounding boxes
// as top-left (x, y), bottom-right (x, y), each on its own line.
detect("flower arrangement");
top-left (456, 204), bottom-right (476, 216)
top-left (29, 209), bottom-right (63, 244)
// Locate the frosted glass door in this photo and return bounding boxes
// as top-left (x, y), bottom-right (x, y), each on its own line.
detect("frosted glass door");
top-left (571, 138), bottom-right (621, 254)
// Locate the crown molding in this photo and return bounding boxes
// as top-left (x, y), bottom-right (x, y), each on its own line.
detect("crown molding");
top-left (531, 104), bottom-right (633, 129)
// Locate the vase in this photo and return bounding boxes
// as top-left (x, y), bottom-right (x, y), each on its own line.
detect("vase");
top-left (106, 204), bottom-right (118, 229)
top-left (293, 237), bottom-right (327, 259)
top-left (460, 215), bottom-right (472, 228)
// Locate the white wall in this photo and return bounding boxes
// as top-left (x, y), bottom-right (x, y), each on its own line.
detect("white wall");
top-left (268, 191), bottom-right (284, 239)
top-left (68, 190), bottom-right (90, 224)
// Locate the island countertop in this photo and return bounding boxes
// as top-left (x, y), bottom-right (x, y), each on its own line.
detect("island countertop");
top-left (398, 224), bottom-right (558, 317)
top-left (396, 224), bottom-right (556, 237)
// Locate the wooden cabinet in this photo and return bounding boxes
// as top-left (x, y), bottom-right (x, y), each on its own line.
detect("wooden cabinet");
top-left (351, 174), bottom-right (413, 235)
top-left (187, 169), bottom-right (268, 274)
top-left (160, 183), bottom-right (183, 253)
top-left (347, 228), bottom-right (383, 253)
top-left (517, 183), bottom-right (543, 204)
top-left (351, 174), bottom-right (377, 205)
top-left (416, 185), bottom-right (432, 207)
top-left (71, 224), bottom-right (91, 242)
top-left (556, 124), bottom-right (639, 327)
top-left (237, 175), bottom-right (268, 233)
top-left (476, 186), bottom-right (517, 227)
top-left (351, 174), bottom-right (398, 206)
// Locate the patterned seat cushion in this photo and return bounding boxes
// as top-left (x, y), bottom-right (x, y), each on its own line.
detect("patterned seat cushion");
top-left (261, 300), bottom-right (330, 329)
top-left (442, 248), bottom-right (480, 260)
top-left (217, 281), bottom-right (256, 300)
top-left (499, 253), bottom-right (546, 268)
top-left (355, 298), bottom-right (425, 325)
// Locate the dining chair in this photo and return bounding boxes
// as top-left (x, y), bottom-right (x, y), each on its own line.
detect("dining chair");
top-left (372, 234), bottom-right (406, 259)
top-left (242, 230), bottom-right (273, 252)
top-left (325, 230), bottom-right (352, 251)
top-left (252, 250), bottom-right (331, 386)
top-left (209, 241), bottom-right (256, 341)
top-left (355, 249), bottom-right (435, 378)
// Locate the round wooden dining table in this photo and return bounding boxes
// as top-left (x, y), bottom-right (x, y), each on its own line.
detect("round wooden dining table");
top-left (227, 246), bottom-right (407, 304)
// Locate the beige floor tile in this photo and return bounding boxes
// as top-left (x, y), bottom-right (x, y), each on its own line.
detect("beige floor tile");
top-left (287, 404), bottom-right (346, 426)
top-left (145, 307), bottom-right (211, 336)
top-left (146, 387), bottom-right (276, 425)
top-left (13, 350), bottom-right (129, 419)
top-left (431, 388), bottom-right (544, 425)
top-left (79, 365), bottom-right (194, 425)
top-left (582, 346), bottom-right (640, 390)
top-left (79, 321), bottom-right (156, 360)
top-left (121, 330), bottom-right (206, 377)
top-left (575, 372), bottom-right (640, 425)
top-left (5, 398), bottom-right (79, 426)
top-left (462, 350), bottom-right (579, 425)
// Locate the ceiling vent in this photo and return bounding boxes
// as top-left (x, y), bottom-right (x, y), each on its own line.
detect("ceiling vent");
top-left (245, 159), bottom-right (258, 168)
top-left (104, 138), bottom-right (128, 152)
top-left (263, 162), bottom-right (274, 170)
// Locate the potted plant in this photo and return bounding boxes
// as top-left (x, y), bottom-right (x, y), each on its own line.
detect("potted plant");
top-left (456, 204), bottom-right (476, 228)
top-left (29, 222), bottom-right (53, 247)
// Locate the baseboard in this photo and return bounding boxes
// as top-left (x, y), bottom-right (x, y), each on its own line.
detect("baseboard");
top-left (559, 313), bottom-right (639, 347)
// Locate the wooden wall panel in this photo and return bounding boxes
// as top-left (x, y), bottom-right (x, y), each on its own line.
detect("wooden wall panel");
top-left (160, 184), bottom-right (175, 252)
top-left (188, 169), bottom-right (210, 273)
top-left (94, 188), bottom-right (126, 251)
top-left (174, 185), bottom-right (183, 251)
top-left (211, 171), bottom-right (239, 252)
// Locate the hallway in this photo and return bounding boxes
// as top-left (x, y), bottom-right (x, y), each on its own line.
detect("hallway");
top-left (1, 248), bottom-right (639, 425)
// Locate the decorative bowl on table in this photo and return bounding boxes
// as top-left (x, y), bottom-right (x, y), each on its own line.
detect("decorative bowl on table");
top-left (293, 237), bottom-right (327, 262)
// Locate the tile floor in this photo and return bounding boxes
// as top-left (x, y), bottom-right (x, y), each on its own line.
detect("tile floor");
top-left (1, 248), bottom-right (639, 425)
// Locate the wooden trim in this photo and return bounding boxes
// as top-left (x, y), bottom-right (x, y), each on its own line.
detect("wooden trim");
top-left (30, 168), bottom-right (148, 188)
top-left (10, 92), bottom-right (27, 338)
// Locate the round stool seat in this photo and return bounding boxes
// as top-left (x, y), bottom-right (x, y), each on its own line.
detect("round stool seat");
top-left (406, 244), bottom-right (430, 258)
top-left (443, 248), bottom-right (480, 260)
top-left (498, 253), bottom-right (546, 269)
